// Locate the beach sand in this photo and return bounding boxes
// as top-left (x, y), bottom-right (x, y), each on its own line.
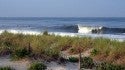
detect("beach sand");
top-left (0, 56), bottom-right (30, 70)
top-left (0, 56), bottom-right (79, 70)
top-left (0, 49), bottom-right (92, 70)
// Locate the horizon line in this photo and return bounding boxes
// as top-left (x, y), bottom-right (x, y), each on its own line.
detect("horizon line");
top-left (0, 17), bottom-right (125, 18)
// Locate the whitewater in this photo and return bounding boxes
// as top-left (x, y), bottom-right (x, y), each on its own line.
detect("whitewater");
top-left (0, 17), bottom-right (125, 41)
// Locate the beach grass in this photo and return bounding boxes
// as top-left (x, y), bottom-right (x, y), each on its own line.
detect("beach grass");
top-left (28, 62), bottom-right (47, 70)
top-left (0, 66), bottom-right (14, 70)
top-left (0, 31), bottom-right (125, 66)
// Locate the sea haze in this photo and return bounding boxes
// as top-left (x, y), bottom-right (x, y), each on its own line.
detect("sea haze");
top-left (0, 17), bottom-right (125, 40)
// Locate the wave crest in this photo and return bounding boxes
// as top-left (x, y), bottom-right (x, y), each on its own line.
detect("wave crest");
top-left (77, 24), bottom-right (125, 34)
top-left (78, 24), bottom-right (103, 33)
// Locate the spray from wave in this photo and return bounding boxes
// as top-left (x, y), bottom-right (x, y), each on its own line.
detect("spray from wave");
top-left (78, 24), bottom-right (103, 33)
top-left (77, 24), bottom-right (125, 34)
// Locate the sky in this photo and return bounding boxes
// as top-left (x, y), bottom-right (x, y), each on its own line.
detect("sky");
top-left (0, 0), bottom-right (125, 17)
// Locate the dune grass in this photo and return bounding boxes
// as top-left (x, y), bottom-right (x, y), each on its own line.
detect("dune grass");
top-left (0, 66), bottom-right (14, 70)
top-left (91, 38), bottom-right (125, 66)
top-left (28, 62), bottom-right (47, 70)
top-left (0, 31), bottom-right (125, 66)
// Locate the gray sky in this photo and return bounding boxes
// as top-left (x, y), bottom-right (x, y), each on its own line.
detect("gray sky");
top-left (0, 0), bottom-right (125, 17)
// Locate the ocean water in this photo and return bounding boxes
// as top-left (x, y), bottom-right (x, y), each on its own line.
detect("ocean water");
top-left (0, 17), bottom-right (125, 40)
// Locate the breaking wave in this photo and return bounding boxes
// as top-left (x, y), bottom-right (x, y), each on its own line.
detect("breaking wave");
top-left (0, 24), bottom-right (125, 35)
top-left (44, 24), bottom-right (125, 34)
top-left (77, 24), bottom-right (125, 34)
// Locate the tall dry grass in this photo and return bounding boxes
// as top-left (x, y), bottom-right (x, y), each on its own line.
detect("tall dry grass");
top-left (0, 31), bottom-right (125, 65)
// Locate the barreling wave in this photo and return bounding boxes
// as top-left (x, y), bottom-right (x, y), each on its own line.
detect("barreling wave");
top-left (77, 24), bottom-right (125, 34)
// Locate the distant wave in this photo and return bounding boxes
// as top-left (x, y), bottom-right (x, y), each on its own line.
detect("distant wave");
top-left (77, 24), bottom-right (125, 34)
top-left (42, 24), bottom-right (125, 34)
top-left (40, 25), bottom-right (78, 33)
top-left (78, 24), bottom-right (103, 33)
top-left (0, 24), bottom-right (125, 35)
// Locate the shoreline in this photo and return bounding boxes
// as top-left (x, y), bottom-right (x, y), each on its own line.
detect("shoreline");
top-left (0, 30), bottom-right (125, 41)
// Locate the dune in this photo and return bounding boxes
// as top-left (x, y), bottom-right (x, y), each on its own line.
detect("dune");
top-left (0, 56), bottom-right (80, 70)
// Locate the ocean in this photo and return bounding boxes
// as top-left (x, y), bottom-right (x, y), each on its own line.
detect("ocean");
top-left (0, 17), bottom-right (125, 41)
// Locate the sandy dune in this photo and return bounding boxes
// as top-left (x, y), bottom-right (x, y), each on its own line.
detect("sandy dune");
top-left (46, 62), bottom-right (78, 70)
top-left (0, 56), bottom-right (79, 70)
top-left (0, 56), bottom-right (30, 70)
top-left (0, 49), bottom-right (92, 70)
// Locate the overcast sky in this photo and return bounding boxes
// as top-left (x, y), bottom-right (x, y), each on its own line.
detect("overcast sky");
top-left (0, 0), bottom-right (125, 17)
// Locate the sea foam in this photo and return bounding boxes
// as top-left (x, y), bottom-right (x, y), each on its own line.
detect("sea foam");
top-left (78, 24), bottom-right (103, 33)
top-left (0, 29), bottom-right (125, 41)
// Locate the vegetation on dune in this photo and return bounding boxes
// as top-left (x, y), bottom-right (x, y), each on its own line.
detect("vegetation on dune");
top-left (91, 38), bottom-right (125, 65)
top-left (0, 31), bottom-right (125, 67)
top-left (0, 67), bottom-right (14, 70)
top-left (81, 57), bottom-right (94, 69)
top-left (11, 47), bottom-right (30, 60)
top-left (96, 62), bottom-right (125, 70)
top-left (28, 62), bottom-right (47, 70)
top-left (68, 57), bottom-right (79, 63)
top-left (80, 57), bottom-right (125, 70)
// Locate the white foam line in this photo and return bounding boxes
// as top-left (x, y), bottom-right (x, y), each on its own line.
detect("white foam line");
top-left (50, 32), bottom-right (125, 42)
top-left (0, 29), bottom-right (42, 35)
top-left (0, 30), bottom-right (125, 42)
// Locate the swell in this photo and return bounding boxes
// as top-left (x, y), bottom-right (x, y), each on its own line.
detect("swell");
top-left (12, 25), bottom-right (125, 34)
top-left (45, 24), bottom-right (125, 34)
top-left (0, 24), bottom-right (125, 34)
top-left (78, 24), bottom-right (125, 34)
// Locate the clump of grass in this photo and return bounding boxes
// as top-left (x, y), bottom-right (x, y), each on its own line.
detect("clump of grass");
top-left (43, 30), bottom-right (49, 35)
top-left (0, 66), bottom-right (14, 70)
top-left (11, 48), bottom-right (29, 60)
top-left (81, 57), bottom-right (94, 69)
top-left (91, 49), bottom-right (99, 56)
top-left (68, 57), bottom-right (78, 63)
top-left (43, 47), bottom-right (60, 60)
top-left (28, 62), bottom-right (47, 70)
top-left (96, 62), bottom-right (125, 70)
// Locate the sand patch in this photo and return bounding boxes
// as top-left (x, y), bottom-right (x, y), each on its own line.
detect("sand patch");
top-left (0, 56), bottom-right (30, 70)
